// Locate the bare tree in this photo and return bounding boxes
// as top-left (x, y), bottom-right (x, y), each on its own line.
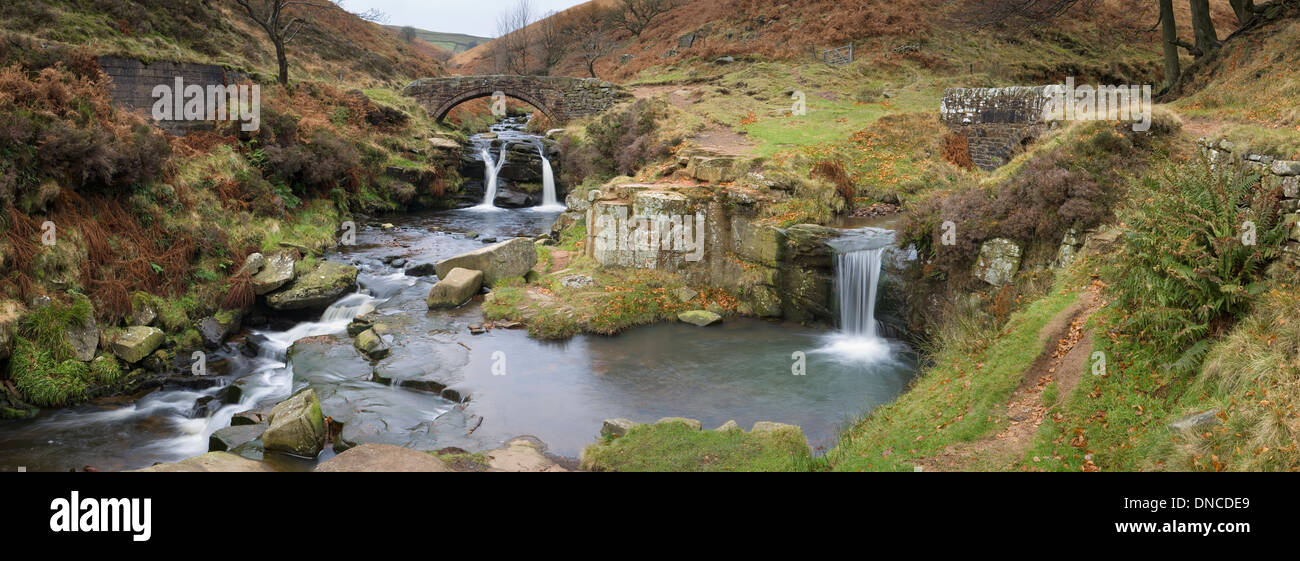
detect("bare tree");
top-left (234, 0), bottom-right (332, 85)
top-left (612, 0), bottom-right (681, 37)
top-left (566, 4), bottom-right (616, 78)
top-left (1229, 0), bottom-right (1257, 24)
top-left (535, 10), bottom-right (569, 75)
top-left (496, 0), bottom-right (536, 75)
top-left (1158, 0), bottom-right (1180, 91)
top-left (400, 26), bottom-right (418, 43)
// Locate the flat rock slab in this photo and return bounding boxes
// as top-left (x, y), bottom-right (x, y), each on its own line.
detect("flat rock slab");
top-left (678, 310), bottom-right (721, 326)
top-left (426, 267), bottom-right (484, 308)
top-left (252, 250), bottom-right (296, 295)
top-left (209, 423), bottom-right (267, 452)
top-left (314, 443), bottom-right (451, 472)
top-left (109, 326), bottom-right (165, 364)
top-left (129, 452), bottom-right (274, 472)
top-left (266, 261), bottom-right (358, 311)
top-left (484, 437), bottom-right (567, 472)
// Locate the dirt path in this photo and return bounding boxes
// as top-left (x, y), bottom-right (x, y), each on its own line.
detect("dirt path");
top-left (916, 286), bottom-right (1103, 472)
top-left (629, 84), bottom-right (757, 156)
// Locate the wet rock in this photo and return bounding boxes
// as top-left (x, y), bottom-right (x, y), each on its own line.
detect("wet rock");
top-left (426, 267), bottom-right (484, 309)
top-left (677, 310), bottom-right (721, 327)
top-left (655, 417), bottom-right (703, 430)
top-left (223, 376), bottom-right (256, 404)
top-left (198, 312), bottom-right (242, 349)
top-left (467, 324), bottom-right (486, 335)
top-left (251, 250), bottom-right (296, 295)
top-left (494, 189), bottom-right (535, 208)
top-left (405, 263), bottom-right (437, 277)
top-left (972, 238), bottom-right (1022, 287)
top-left (601, 418), bottom-right (639, 438)
top-left (435, 238), bottom-right (538, 287)
top-left (353, 328), bottom-right (391, 361)
top-left (209, 423), bottom-right (267, 452)
top-left (141, 349), bottom-right (172, 373)
top-left (229, 440), bottom-right (264, 461)
top-left (265, 261), bottom-right (359, 312)
top-left (484, 436), bottom-right (567, 472)
top-left (262, 388), bottom-right (325, 457)
top-left (231, 408), bottom-right (269, 426)
top-left (314, 443), bottom-right (451, 472)
top-left (243, 333), bottom-right (271, 357)
top-left (109, 326), bottom-right (165, 364)
top-left (130, 452), bottom-right (274, 472)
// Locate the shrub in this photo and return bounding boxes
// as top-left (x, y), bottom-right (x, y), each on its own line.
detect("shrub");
top-left (1109, 159), bottom-right (1287, 364)
top-left (562, 99), bottom-right (669, 183)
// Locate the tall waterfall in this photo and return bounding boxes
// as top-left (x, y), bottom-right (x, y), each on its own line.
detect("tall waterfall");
top-left (535, 144), bottom-right (565, 211)
top-left (836, 247), bottom-right (885, 338)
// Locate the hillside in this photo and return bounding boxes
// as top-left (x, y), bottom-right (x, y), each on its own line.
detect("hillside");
top-left (0, 0), bottom-right (445, 85)
top-left (384, 25), bottom-right (491, 55)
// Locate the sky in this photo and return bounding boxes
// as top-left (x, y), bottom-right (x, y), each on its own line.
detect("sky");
top-left (341, 0), bottom-right (590, 38)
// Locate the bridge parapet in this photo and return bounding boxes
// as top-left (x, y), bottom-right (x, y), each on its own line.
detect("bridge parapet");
top-left (404, 75), bottom-right (630, 123)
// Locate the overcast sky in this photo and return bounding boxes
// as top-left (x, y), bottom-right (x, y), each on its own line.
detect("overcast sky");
top-left (342, 0), bottom-right (590, 38)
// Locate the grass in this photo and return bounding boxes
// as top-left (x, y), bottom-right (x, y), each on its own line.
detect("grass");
top-left (581, 422), bottom-right (817, 472)
top-left (826, 277), bottom-right (1084, 471)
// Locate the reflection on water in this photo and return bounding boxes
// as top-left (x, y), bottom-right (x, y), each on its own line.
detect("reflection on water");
top-left (0, 206), bottom-right (918, 470)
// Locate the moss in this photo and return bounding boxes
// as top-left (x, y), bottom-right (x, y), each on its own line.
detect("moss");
top-left (581, 422), bottom-right (817, 472)
top-left (9, 338), bottom-right (90, 407)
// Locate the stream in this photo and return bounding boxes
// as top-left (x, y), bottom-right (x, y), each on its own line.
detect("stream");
top-left (0, 121), bottom-right (919, 471)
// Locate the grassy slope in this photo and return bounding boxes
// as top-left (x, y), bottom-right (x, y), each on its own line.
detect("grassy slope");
top-left (384, 26), bottom-right (490, 55)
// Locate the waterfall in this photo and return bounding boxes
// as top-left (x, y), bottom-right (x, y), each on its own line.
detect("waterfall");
top-left (836, 247), bottom-right (885, 338)
top-left (535, 144), bottom-right (564, 211)
top-left (474, 143), bottom-right (509, 210)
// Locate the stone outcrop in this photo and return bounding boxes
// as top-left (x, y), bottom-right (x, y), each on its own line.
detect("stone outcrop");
top-left (434, 238), bottom-right (537, 287)
top-left (972, 238), bottom-right (1022, 286)
top-left (483, 436), bottom-right (567, 472)
top-left (129, 452), bottom-right (274, 472)
top-left (426, 267), bottom-right (484, 308)
top-left (262, 388), bottom-right (325, 457)
top-left (265, 261), bottom-right (358, 311)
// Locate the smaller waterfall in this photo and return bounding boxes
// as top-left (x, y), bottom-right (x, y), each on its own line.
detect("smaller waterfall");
top-left (534, 144), bottom-right (565, 211)
top-left (820, 228), bottom-right (897, 364)
top-left (473, 143), bottom-right (510, 210)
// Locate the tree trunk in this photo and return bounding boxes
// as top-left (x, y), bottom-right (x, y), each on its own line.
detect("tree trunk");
top-left (1189, 0), bottom-right (1220, 58)
top-left (1228, 0), bottom-right (1255, 26)
top-left (275, 40), bottom-right (289, 85)
top-left (1160, 0), bottom-right (1180, 91)
top-left (587, 59), bottom-right (598, 78)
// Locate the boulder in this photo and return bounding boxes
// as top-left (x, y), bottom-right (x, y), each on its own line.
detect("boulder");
top-left (353, 328), bottom-right (391, 361)
top-left (714, 420), bottom-right (741, 431)
top-left (1270, 160), bottom-right (1300, 176)
top-left (129, 452), bottom-right (274, 472)
top-left (237, 252), bottom-right (266, 277)
top-left (314, 443), bottom-right (451, 472)
top-left (261, 388), bottom-right (325, 457)
top-left (678, 310), bottom-right (721, 327)
top-left (198, 312), bottom-right (241, 349)
top-left (1170, 410), bottom-right (1221, 432)
top-left (265, 261), bottom-right (358, 311)
top-left (129, 293), bottom-right (156, 327)
top-left (405, 263), bottom-right (437, 277)
top-left (109, 326), bottom-right (165, 364)
top-left (0, 299), bottom-right (26, 361)
top-left (751, 421), bottom-right (802, 435)
top-left (66, 316), bottom-right (99, 362)
top-left (425, 267), bottom-right (484, 309)
top-left (655, 417), bottom-right (703, 430)
top-left (972, 238), bottom-right (1022, 286)
top-left (601, 418), bottom-right (639, 438)
top-left (208, 423), bottom-right (267, 452)
top-left (434, 238), bottom-right (537, 287)
top-left (251, 250), bottom-right (296, 295)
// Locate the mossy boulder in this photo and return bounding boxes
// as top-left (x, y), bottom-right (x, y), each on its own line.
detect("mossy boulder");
top-left (677, 310), bottom-right (721, 327)
top-left (209, 423), bottom-right (267, 452)
top-left (265, 261), bottom-right (358, 311)
top-left (252, 250), bottom-right (296, 295)
top-left (262, 388), bottom-right (325, 457)
top-left (109, 326), bottom-right (165, 364)
top-left (353, 328), bottom-right (391, 361)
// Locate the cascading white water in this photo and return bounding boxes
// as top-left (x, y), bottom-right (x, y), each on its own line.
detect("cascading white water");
top-left (818, 227), bottom-right (897, 364)
top-left (836, 247), bottom-right (885, 338)
top-left (474, 143), bottom-right (510, 210)
top-left (534, 144), bottom-right (565, 211)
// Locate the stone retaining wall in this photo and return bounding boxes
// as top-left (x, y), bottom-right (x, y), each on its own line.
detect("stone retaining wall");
top-left (1198, 138), bottom-right (1300, 264)
top-left (941, 86), bottom-right (1055, 171)
top-left (96, 56), bottom-right (250, 136)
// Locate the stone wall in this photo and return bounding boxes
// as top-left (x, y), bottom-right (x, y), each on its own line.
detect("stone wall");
top-left (96, 56), bottom-right (250, 136)
top-left (403, 75), bottom-right (630, 123)
top-left (1198, 138), bottom-right (1300, 264)
top-left (940, 86), bottom-right (1055, 171)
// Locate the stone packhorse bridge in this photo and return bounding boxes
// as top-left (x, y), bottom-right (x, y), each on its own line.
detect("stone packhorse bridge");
top-left (941, 86), bottom-right (1055, 171)
top-left (403, 75), bottom-right (631, 123)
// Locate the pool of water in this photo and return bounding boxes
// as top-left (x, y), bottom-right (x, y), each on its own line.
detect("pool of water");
top-left (0, 208), bottom-right (918, 470)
